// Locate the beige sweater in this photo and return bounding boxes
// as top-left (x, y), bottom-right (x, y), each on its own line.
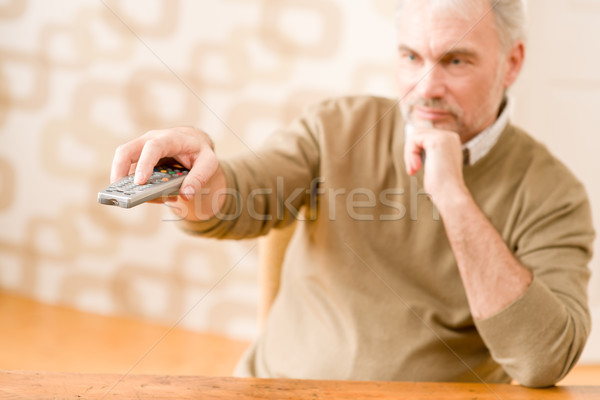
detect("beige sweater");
top-left (180, 96), bottom-right (595, 387)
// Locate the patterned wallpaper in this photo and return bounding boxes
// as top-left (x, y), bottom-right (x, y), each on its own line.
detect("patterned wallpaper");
top-left (0, 0), bottom-right (398, 342)
top-left (1, 0), bottom-right (599, 362)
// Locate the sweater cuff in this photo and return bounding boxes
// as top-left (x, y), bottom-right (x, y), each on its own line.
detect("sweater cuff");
top-left (474, 277), bottom-right (570, 386)
top-left (475, 277), bottom-right (565, 340)
top-left (176, 160), bottom-right (240, 237)
top-left (475, 277), bottom-right (566, 350)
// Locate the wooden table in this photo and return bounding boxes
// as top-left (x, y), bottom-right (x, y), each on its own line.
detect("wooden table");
top-left (1, 370), bottom-right (599, 400)
top-left (0, 292), bottom-right (249, 376)
top-left (1, 292), bottom-right (599, 398)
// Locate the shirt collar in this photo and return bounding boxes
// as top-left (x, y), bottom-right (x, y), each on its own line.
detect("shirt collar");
top-left (404, 98), bottom-right (510, 166)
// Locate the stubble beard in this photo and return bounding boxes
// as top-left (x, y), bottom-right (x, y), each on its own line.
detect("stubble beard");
top-left (400, 64), bottom-right (506, 141)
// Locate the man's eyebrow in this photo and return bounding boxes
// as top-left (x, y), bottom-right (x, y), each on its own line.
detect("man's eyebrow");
top-left (441, 48), bottom-right (479, 59)
top-left (397, 44), bottom-right (479, 59)
top-left (397, 44), bottom-right (416, 53)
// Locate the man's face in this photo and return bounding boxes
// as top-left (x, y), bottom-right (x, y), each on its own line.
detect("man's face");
top-left (396, 1), bottom-right (513, 142)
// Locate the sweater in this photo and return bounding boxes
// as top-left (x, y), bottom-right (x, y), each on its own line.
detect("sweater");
top-left (179, 96), bottom-right (595, 387)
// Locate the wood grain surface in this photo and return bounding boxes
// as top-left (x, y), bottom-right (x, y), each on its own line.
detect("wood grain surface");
top-left (1, 370), bottom-right (599, 400)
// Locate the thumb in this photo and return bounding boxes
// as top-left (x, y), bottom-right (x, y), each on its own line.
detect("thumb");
top-left (180, 151), bottom-right (219, 201)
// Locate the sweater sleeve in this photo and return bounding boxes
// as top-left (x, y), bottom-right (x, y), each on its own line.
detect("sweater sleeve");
top-left (474, 158), bottom-right (595, 388)
top-left (177, 102), bottom-right (322, 239)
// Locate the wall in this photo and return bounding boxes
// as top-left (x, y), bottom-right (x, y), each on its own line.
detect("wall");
top-left (1, 0), bottom-right (599, 362)
top-left (510, 0), bottom-right (600, 361)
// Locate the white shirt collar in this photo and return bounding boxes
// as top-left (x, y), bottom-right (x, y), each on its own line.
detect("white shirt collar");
top-left (404, 98), bottom-right (510, 166)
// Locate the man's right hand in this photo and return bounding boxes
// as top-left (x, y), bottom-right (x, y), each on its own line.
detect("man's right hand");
top-left (110, 126), bottom-right (226, 220)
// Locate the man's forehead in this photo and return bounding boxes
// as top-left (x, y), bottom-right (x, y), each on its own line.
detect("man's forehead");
top-left (396, 0), bottom-right (499, 55)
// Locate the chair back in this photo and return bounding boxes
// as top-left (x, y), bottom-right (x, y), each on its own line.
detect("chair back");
top-left (257, 221), bottom-right (297, 329)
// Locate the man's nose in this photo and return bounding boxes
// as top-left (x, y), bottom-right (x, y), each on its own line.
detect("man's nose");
top-left (416, 64), bottom-right (446, 99)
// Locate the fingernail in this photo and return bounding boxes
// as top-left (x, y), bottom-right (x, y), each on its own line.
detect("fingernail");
top-left (134, 172), bottom-right (146, 185)
top-left (182, 186), bottom-right (195, 201)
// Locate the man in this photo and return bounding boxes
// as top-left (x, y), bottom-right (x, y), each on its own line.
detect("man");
top-left (111, 0), bottom-right (594, 387)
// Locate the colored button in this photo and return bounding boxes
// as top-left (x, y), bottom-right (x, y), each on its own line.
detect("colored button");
top-left (162, 177), bottom-right (169, 182)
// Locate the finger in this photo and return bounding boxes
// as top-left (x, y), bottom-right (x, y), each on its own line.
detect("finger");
top-left (134, 134), bottom-right (177, 184)
top-left (404, 135), bottom-right (424, 176)
top-left (111, 138), bottom-right (146, 183)
top-left (128, 163), bottom-right (137, 176)
top-left (180, 149), bottom-right (219, 201)
top-left (411, 120), bottom-right (433, 172)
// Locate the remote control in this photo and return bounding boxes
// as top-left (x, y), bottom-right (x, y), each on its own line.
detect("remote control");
top-left (98, 160), bottom-right (189, 208)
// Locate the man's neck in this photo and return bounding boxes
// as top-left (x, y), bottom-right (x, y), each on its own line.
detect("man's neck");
top-left (461, 98), bottom-right (510, 166)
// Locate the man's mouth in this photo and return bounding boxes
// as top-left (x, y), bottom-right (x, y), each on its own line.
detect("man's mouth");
top-left (412, 106), bottom-right (453, 121)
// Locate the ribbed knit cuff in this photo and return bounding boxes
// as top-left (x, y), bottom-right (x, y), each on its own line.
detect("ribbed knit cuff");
top-left (176, 160), bottom-right (239, 237)
top-left (475, 278), bottom-right (566, 351)
top-left (474, 277), bottom-right (572, 386)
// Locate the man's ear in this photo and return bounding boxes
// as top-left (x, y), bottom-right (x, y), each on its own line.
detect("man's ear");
top-left (503, 40), bottom-right (525, 88)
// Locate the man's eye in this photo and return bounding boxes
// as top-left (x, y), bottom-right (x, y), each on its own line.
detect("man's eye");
top-left (451, 58), bottom-right (462, 65)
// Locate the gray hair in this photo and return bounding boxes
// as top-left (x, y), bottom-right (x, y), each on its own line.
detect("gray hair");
top-left (396, 0), bottom-right (526, 51)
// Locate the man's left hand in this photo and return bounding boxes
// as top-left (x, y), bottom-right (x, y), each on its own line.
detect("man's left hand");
top-left (404, 126), bottom-right (468, 206)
